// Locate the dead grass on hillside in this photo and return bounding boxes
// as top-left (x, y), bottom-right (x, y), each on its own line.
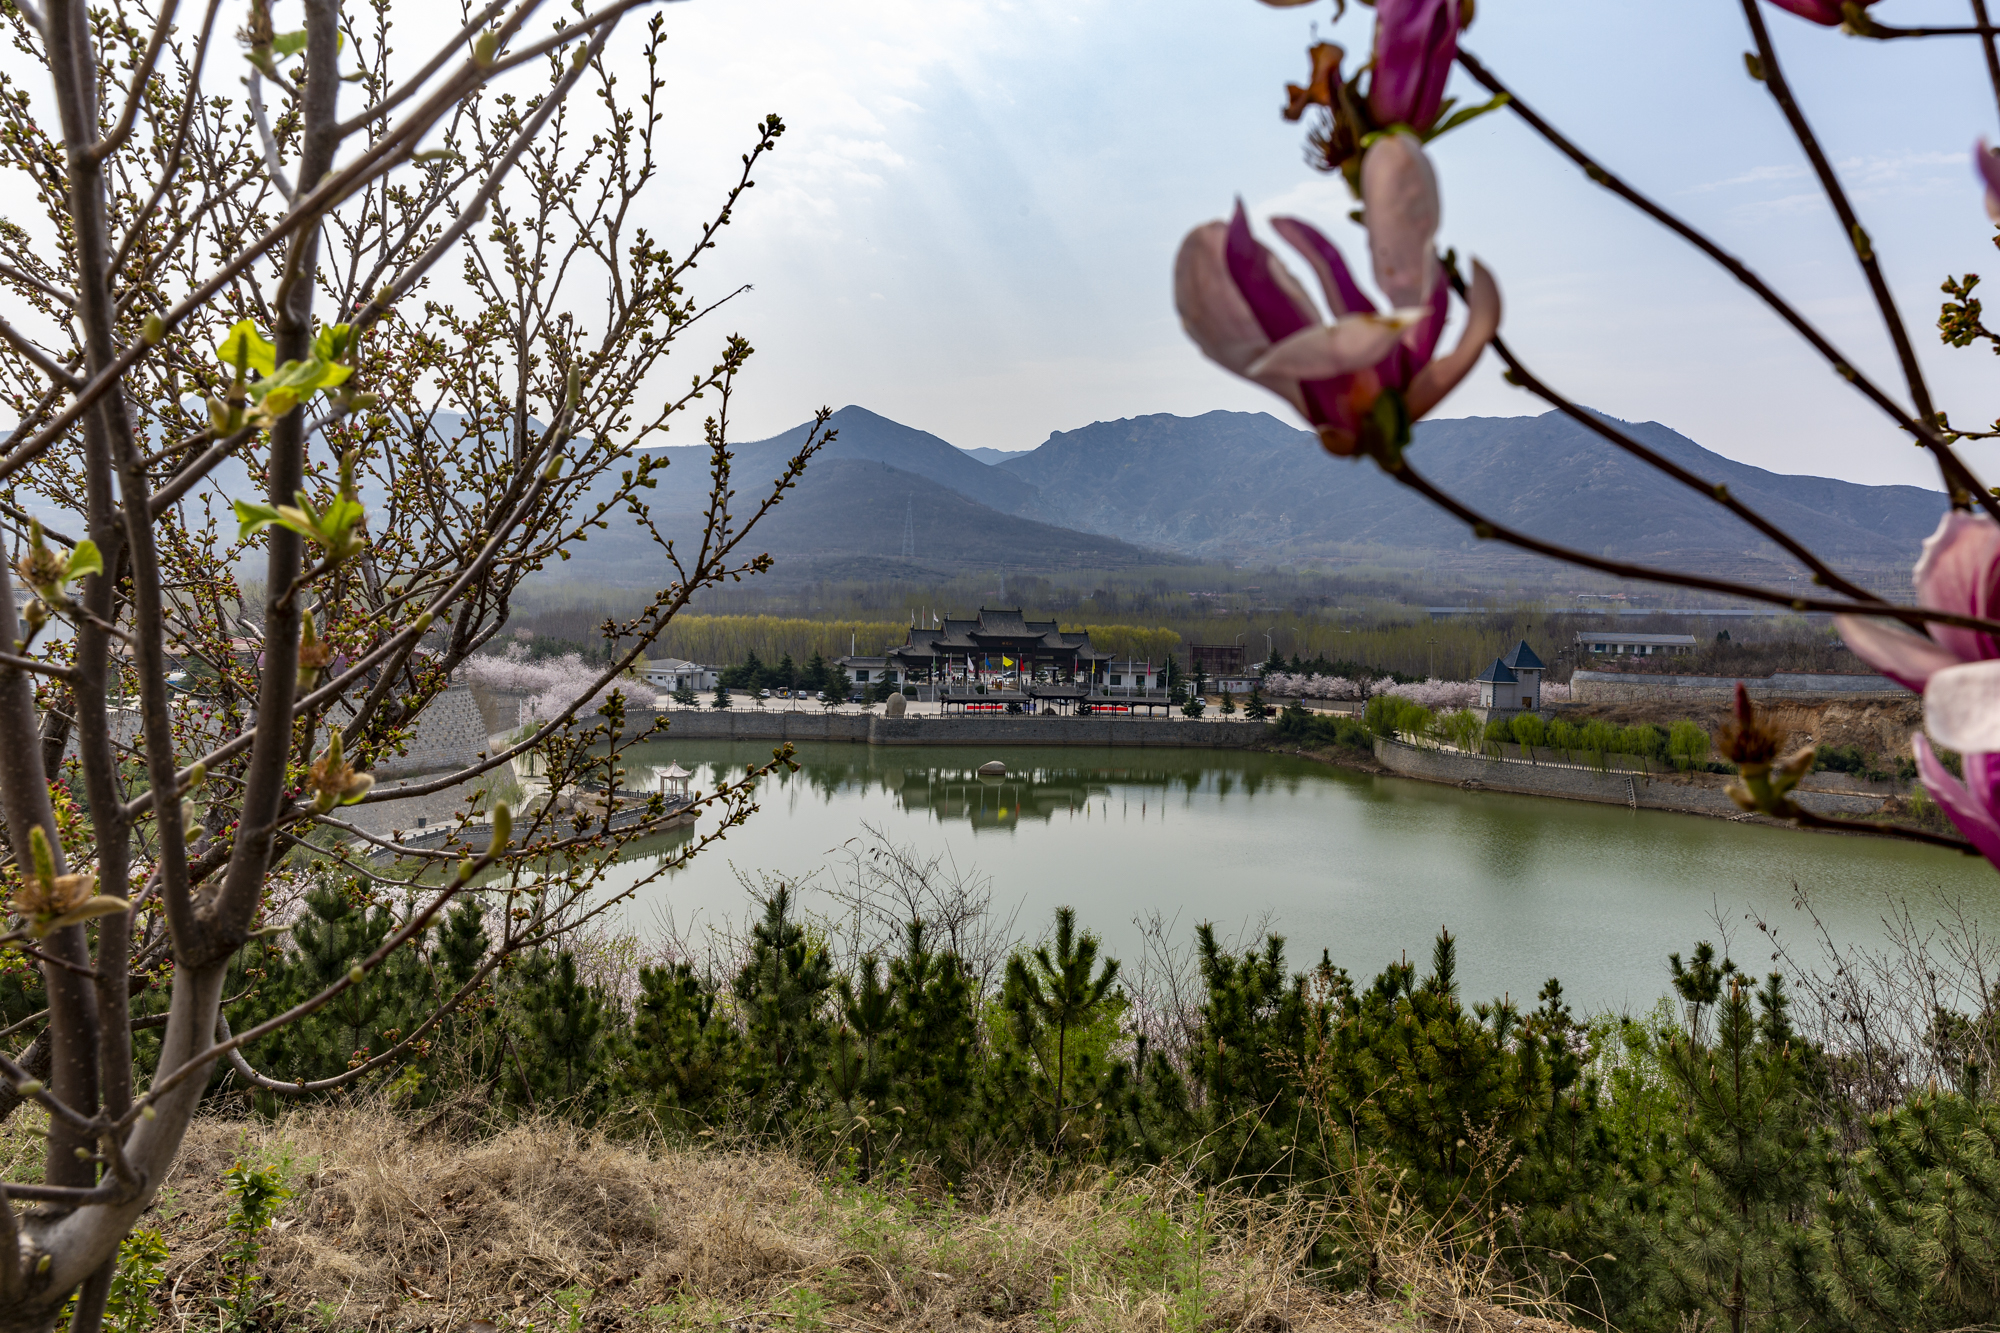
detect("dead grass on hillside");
top-left (122, 1103), bottom-right (1587, 1333)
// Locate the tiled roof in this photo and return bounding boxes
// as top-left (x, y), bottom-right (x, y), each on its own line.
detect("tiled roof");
top-left (1501, 640), bottom-right (1546, 671)
top-left (1474, 658), bottom-right (1518, 684)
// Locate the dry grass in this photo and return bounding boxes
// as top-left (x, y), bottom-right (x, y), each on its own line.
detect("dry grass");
top-left (127, 1104), bottom-right (1587, 1333)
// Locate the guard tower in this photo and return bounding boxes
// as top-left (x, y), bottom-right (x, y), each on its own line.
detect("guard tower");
top-left (1501, 640), bottom-right (1545, 710)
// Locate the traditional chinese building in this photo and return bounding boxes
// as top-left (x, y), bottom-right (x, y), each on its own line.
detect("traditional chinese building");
top-left (886, 607), bottom-right (1115, 689)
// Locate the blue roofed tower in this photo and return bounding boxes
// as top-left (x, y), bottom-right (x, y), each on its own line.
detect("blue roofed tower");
top-left (1501, 640), bottom-right (1546, 711)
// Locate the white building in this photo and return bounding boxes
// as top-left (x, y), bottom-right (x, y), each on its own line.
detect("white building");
top-left (641, 658), bottom-right (717, 692)
top-left (837, 655), bottom-right (906, 688)
top-left (1576, 631), bottom-right (1697, 659)
top-left (1102, 660), bottom-right (1164, 692)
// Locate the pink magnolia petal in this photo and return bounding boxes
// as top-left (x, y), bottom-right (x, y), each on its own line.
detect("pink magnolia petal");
top-left (1915, 734), bottom-right (2000, 869)
top-left (1405, 260), bottom-right (1500, 420)
top-left (1833, 612), bottom-right (1961, 693)
top-left (1175, 222), bottom-right (1272, 378)
top-left (1912, 511), bottom-right (2000, 663)
top-left (1175, 222), bottom-right (1311, 418)
top-left (1980, 142), bottom-right (2000, 225)
top-left (1368, 0), bottom-right (1458, 129)
top-left (1763, 0), bottom-right (1846, 22)
top-left (1247, 314), bottom-right (1416, 382)
top-left (1360, 133), bottom-right (1440, 310)
top-left (1383, 276), bottom-right (1451, 393)
top-left (1925, 659), bottom-right (2000, 753)
top-left (1270, 216), bottom-right (1375, 318)
top-left (1225, 201), bottom-right (1321, 342)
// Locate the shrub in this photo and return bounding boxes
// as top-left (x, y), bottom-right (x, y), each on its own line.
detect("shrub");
top-left (1668, 720), bottom-right (1711, 771)
top-left (1441, 708), bottom-right (1482, 752)
top-left (1509, 712), bottom-right (1546, 753)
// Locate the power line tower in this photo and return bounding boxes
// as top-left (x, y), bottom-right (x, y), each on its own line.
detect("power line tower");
top-left (900, 497), bottom-right (915, 560)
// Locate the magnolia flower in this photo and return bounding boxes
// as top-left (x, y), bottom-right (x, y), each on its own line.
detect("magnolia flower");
top-left (1369, 0), bottom-right (1459, 131)
top-left (1836, 513), bottom-right (2000, 752)
top-left (1914, 738), bottom-right (2000, 863)
top-left (1978, 142), bottom-right (2000, 224)
top-left (1834, 512), bottom-right (2000, 863)
top-left (1764, 0), bottom-right (1881, 23)
top-left (1174, 133), bottom-right (1499, 456)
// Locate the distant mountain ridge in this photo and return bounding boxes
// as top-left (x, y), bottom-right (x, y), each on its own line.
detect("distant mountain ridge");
top-left (994, 409), bottom-right (1946, 579)
top-left (192, 403), bottom-right (1926, 588)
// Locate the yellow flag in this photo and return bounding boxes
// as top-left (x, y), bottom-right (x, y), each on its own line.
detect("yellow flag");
top-left (1002, 655), bottom-right (1014, 667)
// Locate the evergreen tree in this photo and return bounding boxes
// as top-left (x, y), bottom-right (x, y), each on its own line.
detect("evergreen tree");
top-left (1001, 907), bottom-right (1124, 1154)
top-left (1655, 970), bottom-right (1818, 1333)
top-left (1218, 688), bottom-right (1237, 716)
top-left (1243, 683), bottom-right (1271, 719)
top-left (883, 921), bottom-right (978, 1141)
top-left (803, 650), bottom-right (830, 693)
top-left (232, 880), bottom-right (435, 1088)
top-left (732, 889), bottom-right (835, 1128)
top-left (710, 680), bottom-right (733, 710)
top-left (825, 664), bottom-right (852, 704)
top-left (512, 950), bottom-right (621, 1121)
top-left (1818, 1091), bottom-right (2000, 1330)
top-left (1130, 928), bottom-right (1311, 1186)
top-left (672, 677), bottom-right (699, 708)
top-left (776, 652), bottom-right (798, 693)
top-left (625, 962), bottom-right (741, 1130)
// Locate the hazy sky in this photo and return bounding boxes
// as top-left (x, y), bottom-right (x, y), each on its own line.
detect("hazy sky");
top-left (624, 0), bottom-right (2000, 490)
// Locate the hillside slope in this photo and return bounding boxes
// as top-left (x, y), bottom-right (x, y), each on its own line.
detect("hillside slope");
top-left (556, 455), bottom-right (1169, 584)
top-left (681, 405), bottom-right (1050, 519)
top-left (1000, 409), bottom-right (1948, 578)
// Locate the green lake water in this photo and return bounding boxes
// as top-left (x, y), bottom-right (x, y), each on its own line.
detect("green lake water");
top-left (595, 739), bottom-right (2000, 1015)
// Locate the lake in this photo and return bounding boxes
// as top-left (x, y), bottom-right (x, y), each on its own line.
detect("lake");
top-left (591, 738), bottom-right (2000, 1015)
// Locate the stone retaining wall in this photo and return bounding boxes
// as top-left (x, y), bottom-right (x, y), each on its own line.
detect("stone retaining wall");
top-left (1570, 670), bottom-right (1905, 704)
top-left (356, 685), bottom-right (488, 779)
top-left (1371, 737), bottom-right (1890, 819)
top-left (633, 709), bottom-right (1269, 748)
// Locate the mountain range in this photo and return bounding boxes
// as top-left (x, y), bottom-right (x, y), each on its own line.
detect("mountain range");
top-left (127, 401), bottom-right (1943, 588)
top-left (571, 405), bottom-right (1946, 587)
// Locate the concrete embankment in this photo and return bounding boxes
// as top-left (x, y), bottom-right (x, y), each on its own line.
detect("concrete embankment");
top-left (632, 709), bottom-right (1271, 749)
top-left (1369, 736), bottom-right (1895, 820)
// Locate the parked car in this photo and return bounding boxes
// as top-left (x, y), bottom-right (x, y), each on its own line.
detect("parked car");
top-left (758, 689), bottom-right (771, 699)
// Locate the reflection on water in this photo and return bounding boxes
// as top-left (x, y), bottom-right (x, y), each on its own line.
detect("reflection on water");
top-left (601, 739), bottom-right (2000, 1016)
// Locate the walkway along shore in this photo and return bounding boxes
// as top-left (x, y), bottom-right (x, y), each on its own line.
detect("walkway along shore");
top-left (1367, 735), bottom-right (1899, 821)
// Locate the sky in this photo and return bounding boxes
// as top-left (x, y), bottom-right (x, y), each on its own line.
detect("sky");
top-left (590, 0), bottom-right (2000, 491)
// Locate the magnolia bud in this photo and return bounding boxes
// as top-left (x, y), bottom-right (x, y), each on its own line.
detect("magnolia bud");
top-left (142, 313), bottom-right (165, 345)
top-left (14, 1079), bottom-right (43, 1096)
top-left (348, 965), bottom-right (365, 984)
